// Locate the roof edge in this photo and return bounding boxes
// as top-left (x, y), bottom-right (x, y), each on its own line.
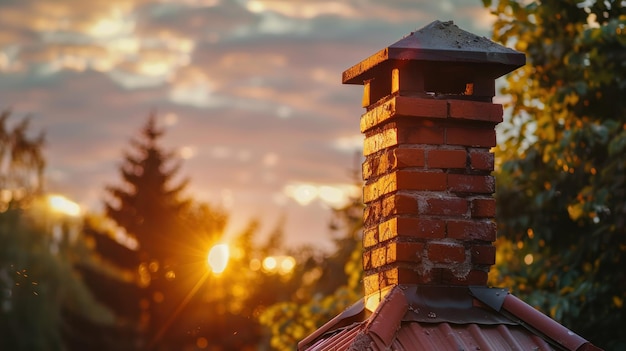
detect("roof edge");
top-left (342, 48), bottom-right (389, 85)
top-left (363, 286), bottom-right (408, 347)
top-left (297, 298), bottom-right (366, 350)
top-left (471, 287), bottom-right (603, 350)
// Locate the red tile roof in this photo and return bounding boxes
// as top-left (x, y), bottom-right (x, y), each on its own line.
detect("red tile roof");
top-left (298, 285), bottom-right (602, 351)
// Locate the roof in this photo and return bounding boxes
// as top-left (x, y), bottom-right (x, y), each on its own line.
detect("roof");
top-left (298, 285), bottom-right (602, 351)
top-left (342, 20), bottom-right (526, 85)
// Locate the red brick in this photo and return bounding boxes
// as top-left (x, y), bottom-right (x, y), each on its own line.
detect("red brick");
top-left (400, 170), bottom-right (447, 191)
top-left (369, 242), bottom-right (424, 268)
top-left (427, 148), bottom-right (467, 169)
top-left (363, 227), bottom-right (379, 248)
top-left (395, 96), bottom-right (448, 118)
top-left (360, 96), bottom-right (447, 133)
top-left (441, 269), bottom-right (489, 286)
top-left (467, 270), bottom-right (489, 285)
top-left (363, 147), bottom-right (427, 180)
top-left (363, 250), bottom-right (373, 270)
top-left (363, 151), bottom-right (388, 180)
top-left (471, 244), bottom-right (496, 265)
top-left (362, 154), bottom-right (381, 180)
top-left (398, 120), bottom-right (446, 145)
top-left (419, 196), bottom-right (469, 217)
top-left (379, 217), bottom-right (445, 242)
top-left (471, 197), bottom-right (496, 218)
top-left (410, 218), bottom-right (446, 239)
top-left (394, 242), bottom-right (425, 263)
top-left (383, 267), bottom-right (420, 287)
top-left (370, 246), bottom-right (388, 268)
top-left (360, 98), bottom-right (396, 132)
top-left (363, 273), bottom-right (380, 295)
top-left (470, 149), bottom-right (495, 171)
top-left (447, 219), bottom-right (497, 242)
top-left (365, 267), bottom-right (422, 295)
top-left (446, 127), bottom-right (496, 147)
top-left (363, 173), bottom-right (396, 203)
top-left (364, 199), bottom-right (382, 226)
top-left (394, 147), bottom-right (426, 168)
top-left (448, 174), bottom-right (495, 194)
top-left (448, 100), bottom-right (504, 123)
top-left (381, 193), bottom-right (417, 218)
top-left (364, 127), bottom-right (398, 155)
top-left (364, 170), bottom-right (447, 203)
top-left (427, 242), bottom-right (466, 263)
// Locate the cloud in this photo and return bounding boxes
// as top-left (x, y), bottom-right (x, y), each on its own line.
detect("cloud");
top-left (0, 0), bottom-right (494, 248)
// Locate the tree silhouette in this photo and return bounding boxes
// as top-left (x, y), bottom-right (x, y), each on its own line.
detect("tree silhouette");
top-left (0, 110), bottom-right (45, 207)
top-left (104, 114), bottom-right (193, 349)
top-left (105, 114), bottom-right (190, 264)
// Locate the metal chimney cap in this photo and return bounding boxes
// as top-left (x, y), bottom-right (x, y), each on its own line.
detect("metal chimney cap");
top-left (342, 20), bottom-right (526, 85)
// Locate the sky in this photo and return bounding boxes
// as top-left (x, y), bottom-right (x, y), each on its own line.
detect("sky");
top-left (0, 0), bottom-right (496, 250)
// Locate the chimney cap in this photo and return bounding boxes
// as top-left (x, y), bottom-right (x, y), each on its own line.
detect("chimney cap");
top-left (342, 20), bottom-right (526, 85)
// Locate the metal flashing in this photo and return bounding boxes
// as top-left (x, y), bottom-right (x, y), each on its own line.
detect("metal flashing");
top-left (470, 286), bottom-right (509, 311)
top-left (342, 20), bottom-right (525, 85)
top-left (299, 285), bottom-right (603, 351)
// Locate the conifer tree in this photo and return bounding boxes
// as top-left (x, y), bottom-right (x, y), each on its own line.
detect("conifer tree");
top-left (104, 114), bottom-right (192, 349)
top-left (105, 114), bottom-right (190, 265)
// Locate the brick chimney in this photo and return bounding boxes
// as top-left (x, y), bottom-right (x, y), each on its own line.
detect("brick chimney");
top-left (342, 20), bottom-right (525, 298)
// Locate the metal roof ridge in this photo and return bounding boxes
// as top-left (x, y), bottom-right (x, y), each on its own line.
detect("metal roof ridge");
top-left (362, 286), bottom-right (409, 347)
top-left (470, 287), bottom-right (604, 351)
top-left (297, 298), bottom-right (367, 350)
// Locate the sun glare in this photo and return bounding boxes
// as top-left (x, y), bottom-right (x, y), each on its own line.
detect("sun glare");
top-left (47, 195), bottom-right (81, 216)
top-left (208, 244), bottom-right (229, 274)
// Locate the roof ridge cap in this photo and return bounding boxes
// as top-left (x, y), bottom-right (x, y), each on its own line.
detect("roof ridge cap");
top-left (363, 286), bottom-right (409, 347)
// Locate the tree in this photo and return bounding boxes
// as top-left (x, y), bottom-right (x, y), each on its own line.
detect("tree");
top-left (181, 219), bottom-right (302, 351)
top-left (259, 194), bottom-right (364, 350)
top-left (0, 110), bottom-right (45, 207)
top-left (104, 114), bottom-right (199, 349)
top-left (0, 111), bottom-right (113, 350)
top-left (105, 114), bottom-right (191, 264)
top-left (483, 1), bottom-right (626, 348)
top-left (63, 215), bottom-right (143, 351)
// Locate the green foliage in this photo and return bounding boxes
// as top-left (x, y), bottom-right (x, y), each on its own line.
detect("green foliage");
top-left (0, 110), bottom-right (45, 207)
top-left (259, 195), bottom-right (364, 350)
top-left (0, 111), bottom-right (113, 350)
top-left (484, 0), bottom-right (626, 348)
top-left (0, 205), bottom-right (116, 351)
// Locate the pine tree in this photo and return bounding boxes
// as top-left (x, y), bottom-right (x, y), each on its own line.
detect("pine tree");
top-left (104, 113), bottom-right (192, 349)
top-left (105, 114), bottom-right (190, 264)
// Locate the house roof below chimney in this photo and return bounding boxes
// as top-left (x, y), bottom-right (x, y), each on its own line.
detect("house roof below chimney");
top-left (298, 285), bottom-right (602, 351)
